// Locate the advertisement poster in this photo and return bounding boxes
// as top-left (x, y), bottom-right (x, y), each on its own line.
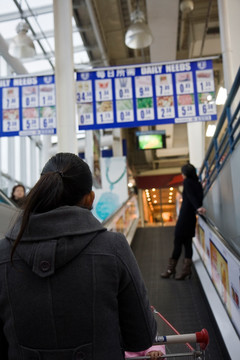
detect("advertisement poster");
top-left (195, 217), bottom-right (240, 337)
top-left (210, 240), bottom-right (231, 313)
top-left (92, 156), bottom-right (128, 222)
top-left (76, 59), bottom-right (217, 130)
top-left (92, 130), bottom-right (102, 189)
top-left (0, 75), bottom-right (56, 137)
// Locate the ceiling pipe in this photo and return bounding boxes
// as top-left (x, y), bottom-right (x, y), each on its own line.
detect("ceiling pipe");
top-left (179, 0), bottom-right (194, 51)
top-left (200, 0), bottom-right (213, 57)
top-left (85, 0), bottom-right (109, 66)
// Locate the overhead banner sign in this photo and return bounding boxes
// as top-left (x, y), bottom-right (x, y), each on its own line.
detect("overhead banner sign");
top-left (0, 75), bottom-right (56, 137)
top-left (0, 59), bottom-right (217, 137)
top-left (76, 59), bottom-right (217, 130)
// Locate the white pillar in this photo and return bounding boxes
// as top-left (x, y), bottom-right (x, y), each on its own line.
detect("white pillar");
top-left (187, 122), bottom-right (205, 170)
top-left (112, 128), bottom-right (123, 156)
top-left (218, 0), bottom-right (240, 92)
top-left (53, 0), bottom-right (78, 154)
top-left (20, 137), bottom-right (27, 185)
top-left (40, 135), bottom-right (52, 167)
top-left (84, 130), bottom-right (94, 172)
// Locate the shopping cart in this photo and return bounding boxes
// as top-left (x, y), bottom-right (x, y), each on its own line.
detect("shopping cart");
top-left (125, 306), bottom-right (209, 360)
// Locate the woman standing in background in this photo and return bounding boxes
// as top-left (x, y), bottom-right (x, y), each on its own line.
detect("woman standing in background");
top-left (161, 163), bottom-right (205, 280)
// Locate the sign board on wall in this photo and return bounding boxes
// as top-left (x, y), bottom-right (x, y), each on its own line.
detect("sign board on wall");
top-left (0, 75), bottom-right (56, 137)
top-left (195, 216), bottom-right (240, 338)
top-left (76, 59), bottom-right (217, 130)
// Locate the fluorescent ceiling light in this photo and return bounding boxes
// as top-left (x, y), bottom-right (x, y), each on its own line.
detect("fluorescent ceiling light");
top-left (206, 124), bottom-right (216, 137)
top-left (216, 86), bottom-right (227, 105)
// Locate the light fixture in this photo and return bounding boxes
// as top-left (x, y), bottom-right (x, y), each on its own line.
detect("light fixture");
top-left (125, 8), bottom-right (153, 49)
top-left (180, 0), bottom-right (194, 14)
top-left (206, 124), bottom-right (216, 137)
top-left (8, 21), bottom-right (36, 59)
top-left (216, 86), bottom-right (227, 105)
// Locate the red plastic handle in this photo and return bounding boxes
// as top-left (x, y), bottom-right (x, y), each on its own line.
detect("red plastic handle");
top-left (196, 328), bottom-right (209, 350)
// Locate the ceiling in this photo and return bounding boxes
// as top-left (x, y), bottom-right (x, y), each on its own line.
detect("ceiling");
top-left (0, 0), bottom-right (223, 201)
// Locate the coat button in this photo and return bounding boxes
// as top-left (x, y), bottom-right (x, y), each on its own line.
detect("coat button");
top-left (40, 260), bottom-right (51, 272)
top-left (76, 351), bottom-right (85, 360)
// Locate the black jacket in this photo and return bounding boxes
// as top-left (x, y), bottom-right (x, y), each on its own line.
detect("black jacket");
top-left (175, 178), bottom-right (203, 238)
top-left (0, 206), bottom-right (157, 360)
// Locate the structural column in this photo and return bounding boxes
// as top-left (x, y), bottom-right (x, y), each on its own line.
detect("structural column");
top-left (187, 122), bottom-right (205, 170)
top-left (53, 0), bottom-right (78, 154)
top-left (217, 0), bottom-right (240, 91)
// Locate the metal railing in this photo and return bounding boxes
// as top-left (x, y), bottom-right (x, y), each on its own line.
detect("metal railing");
top-left (199, 66), bottom-right (240, 194)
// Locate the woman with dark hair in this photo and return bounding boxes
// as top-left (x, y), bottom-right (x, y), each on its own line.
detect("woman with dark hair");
top-left (0, 153), bottom-right (157, 360)
top-left (161, 163), bottom-right (205, 280)
top-left (10, 184), bottom-right (26, 207)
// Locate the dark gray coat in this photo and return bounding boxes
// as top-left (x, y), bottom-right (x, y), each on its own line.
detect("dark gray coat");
top-left (175, 178), bottom-right (203, 238)
top-left (0, 206), bottom-right (157, 360)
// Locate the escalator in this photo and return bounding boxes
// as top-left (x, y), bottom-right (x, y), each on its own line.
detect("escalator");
top-left (0, 189), bottom-right (19, 238)
top-left (131, 226), bottom-right (231, 360)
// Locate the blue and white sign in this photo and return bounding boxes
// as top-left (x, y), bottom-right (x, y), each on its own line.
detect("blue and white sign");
top-left (0, 75), bottom-right (56, 137)
top-left (76, 59), bottom-right (217, 130)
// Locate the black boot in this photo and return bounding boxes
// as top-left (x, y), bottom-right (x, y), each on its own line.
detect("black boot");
top-left (161, 258), bottom-right (178, 279)
top-left (175, 258), bottom-right (192, 280)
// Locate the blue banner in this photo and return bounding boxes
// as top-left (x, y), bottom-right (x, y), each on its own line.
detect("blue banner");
top-left (76, 59), bottom-right (217, 130)
top-left (0, 59), bottom-right (217, 137)
top-left (0, 74), bottom-right (56, 137)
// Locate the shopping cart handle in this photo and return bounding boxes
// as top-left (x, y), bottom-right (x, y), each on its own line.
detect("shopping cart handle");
top-left (155, 328), bottom-right (209, 350)
top-left (196, 328), bottom-right (209, 350)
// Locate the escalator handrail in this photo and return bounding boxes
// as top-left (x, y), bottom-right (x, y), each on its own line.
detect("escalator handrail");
top-left (198, 66), bottom-right (240, 194)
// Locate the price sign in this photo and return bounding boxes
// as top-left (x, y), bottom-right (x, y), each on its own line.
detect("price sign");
top-left (158, 105), bottom-right (175, 119)
top-left (115, 78), bottom-right (132, 99)
top-left (76, 80), bottom-right (93, 103)
top-left (135, 76), bottom-right (153, 98)
top-left (22, 118), bottom-right (39, 130)
top-left (74, 59), bottom-right (217, 131)
top-left (155, 74), bottom-right (173, 96)
top-left (96, 100), bottom-right (113, 124)
top-left (40, 117), bottom-right (56, 129)
top-left (96, 110), bottom-right (114, 124)
top-left (176, 72), bottom-right (194, 94)
top-left (78, 104), bottom-right (94, 126)
top-left (137, 107), bottom-right (154, 121)
top-left (196, 70), bottom-right (215, 92)
top-left (117, 109), bottom-right (133, 122)
top-left (22, 86), bottom-right (38, 107)
top-left (199, 102), bottom-right (216, 115)
top-left (39, 84), bottom-right (55, 106)
top-left (178, 104), bottom-right (196, 117)
top-left (2, 88), bottom-right (19, 109)
top-left (95, 79), bottom-right (112, 101)
top-left (2, 109), bottom-right (19, 132)
top-left (116, 100), bottom-right (134, 122)
top-left (22, 108), bottom-right (39, 130)
top-left (39, 106), bottom-right (56, 129)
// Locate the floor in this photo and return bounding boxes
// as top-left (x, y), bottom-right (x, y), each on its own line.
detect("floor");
top-left (131, 226), bottom-right (231, 359)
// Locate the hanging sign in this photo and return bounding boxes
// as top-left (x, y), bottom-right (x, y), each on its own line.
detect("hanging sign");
top-left (0, 75), bottom-right (56, 137)
top-left (76, 59), bottom-right (217, 130)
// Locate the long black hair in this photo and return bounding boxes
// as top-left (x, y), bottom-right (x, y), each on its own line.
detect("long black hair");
top-left (181, 163), bottom-right (199, 181)
top-left (11, 153), bottom-right (93, 260)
